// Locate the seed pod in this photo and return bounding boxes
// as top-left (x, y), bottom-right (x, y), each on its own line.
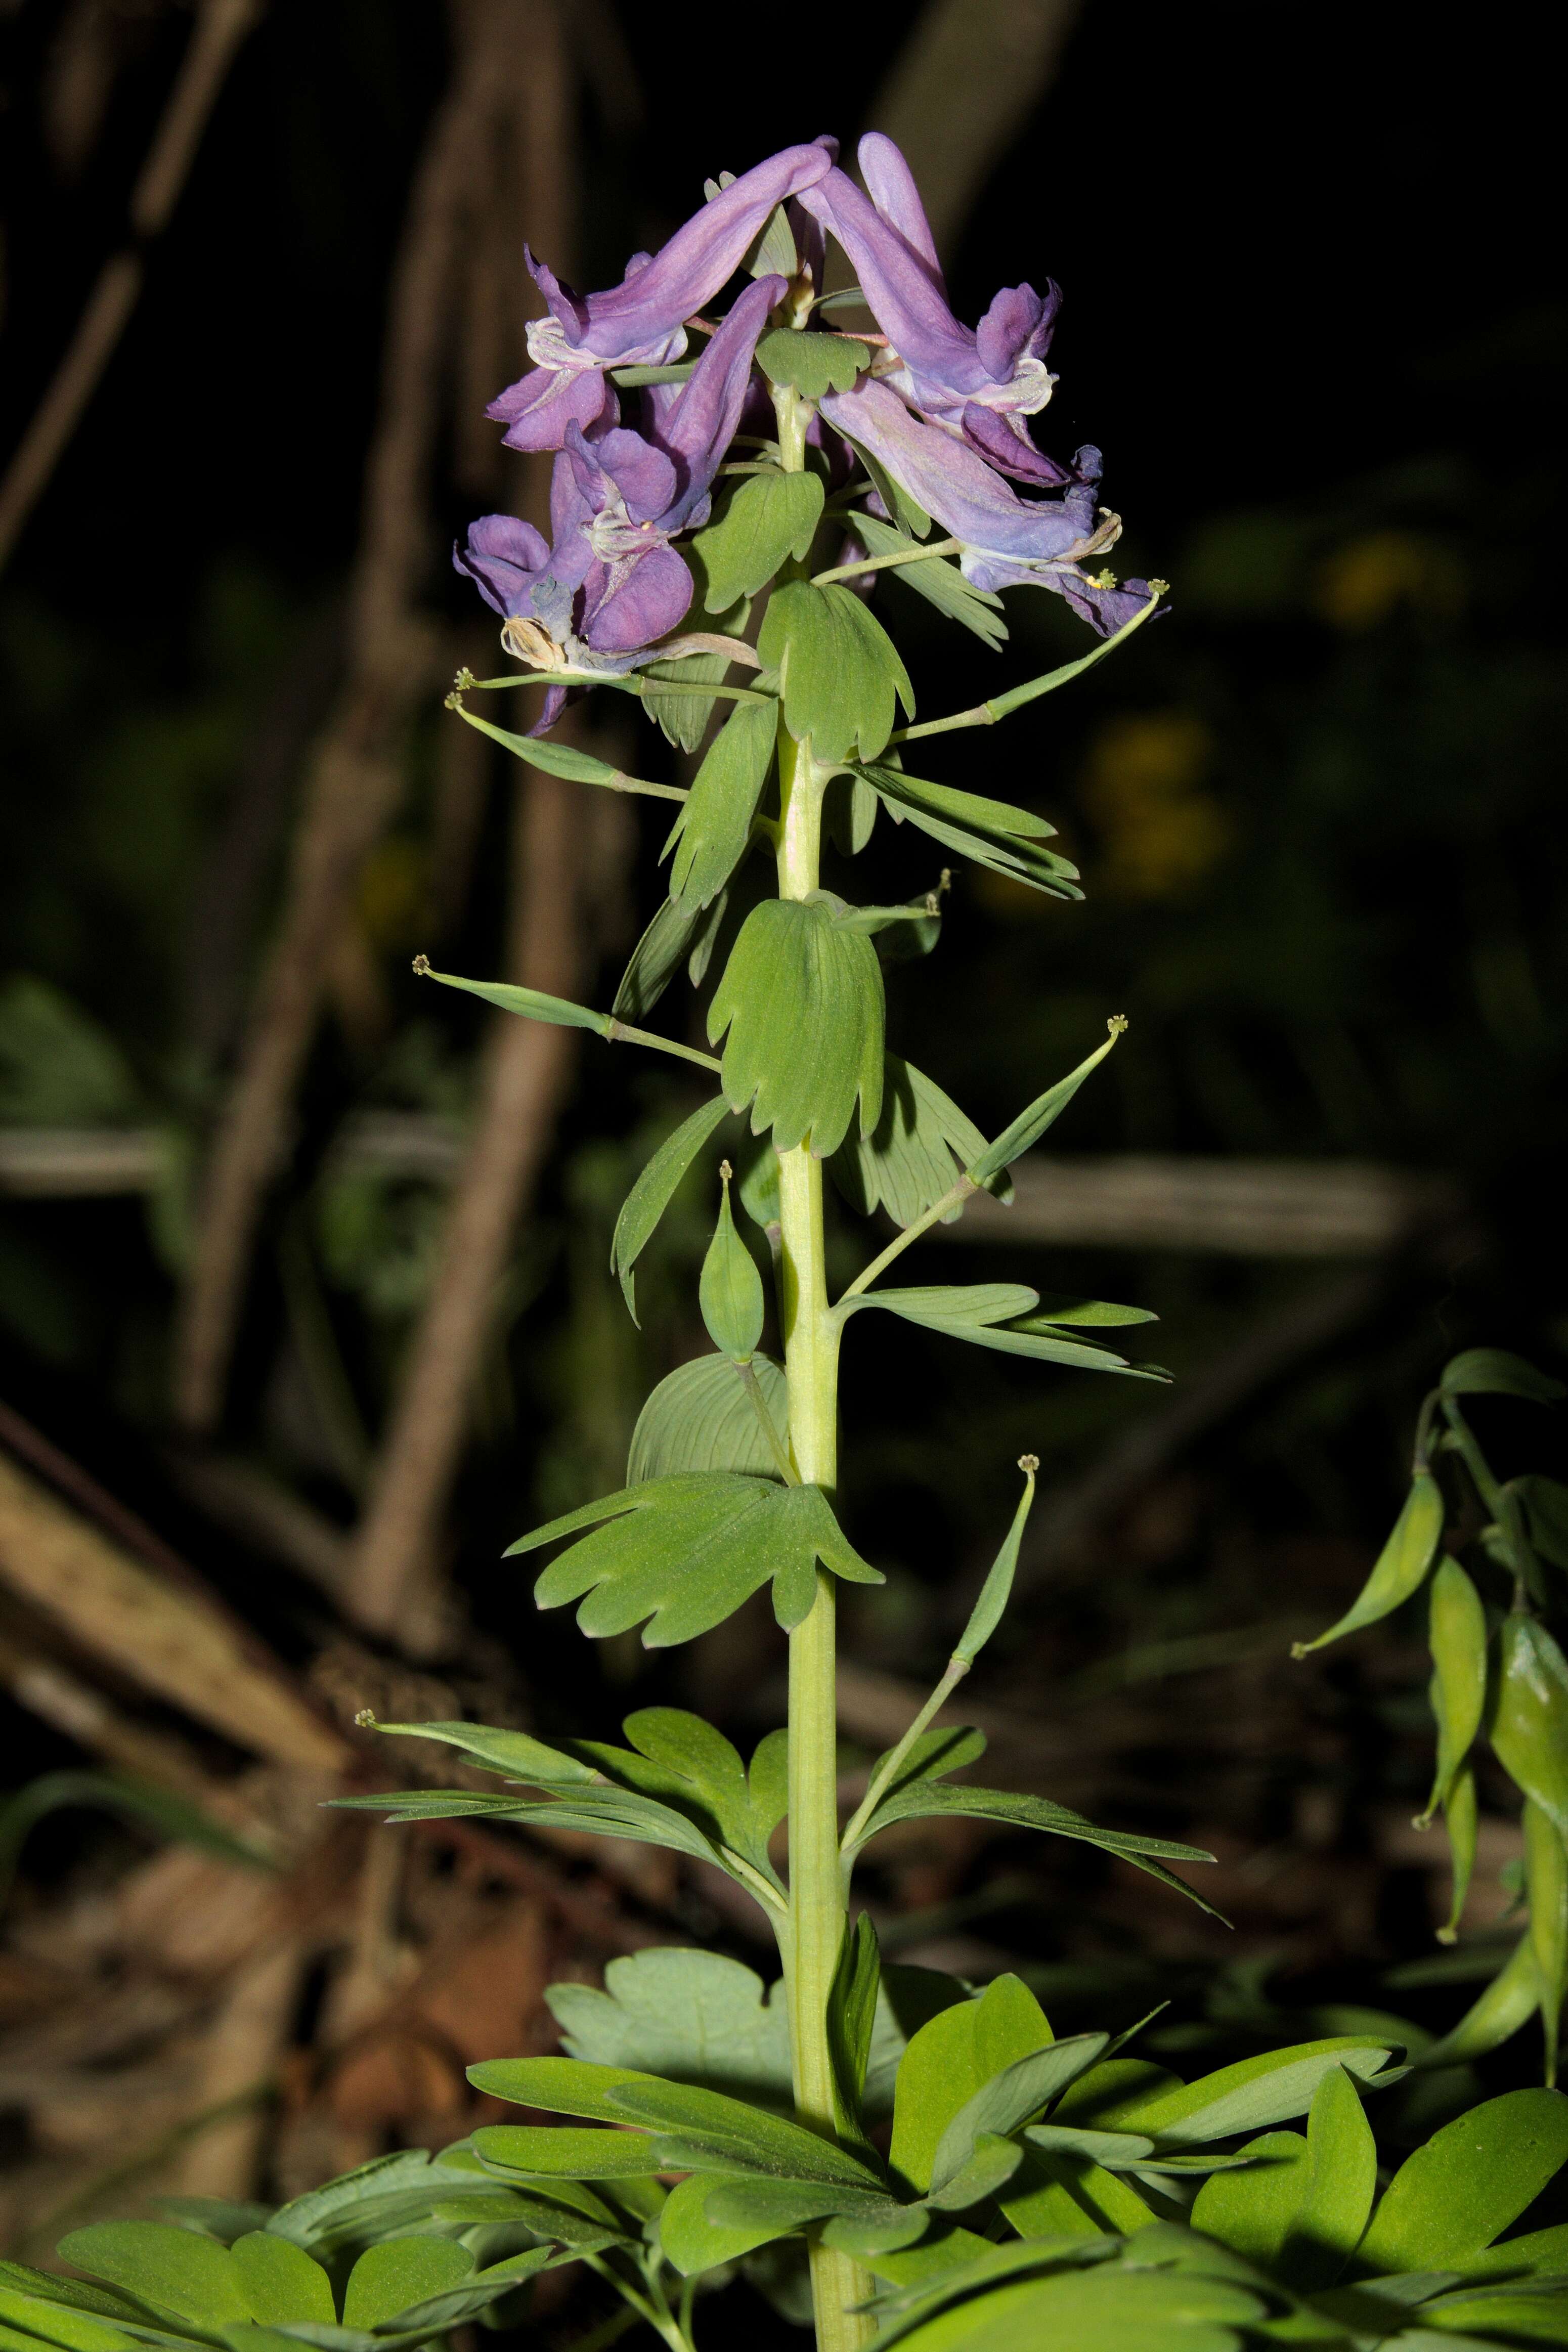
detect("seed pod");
top-left (698, 1161), bottom-right (765, 1365)
top-left (1419, 1556), bottom-right (1489, 1823)
top-left (1524, 1800), bottom-right (1567, 2086)
top-left (1293, 1472), bottom-right (1445, 1657)
top-left (1436, 1761), bottom-right (1477, 1945)
top-left (1490, 1614), bottom-right (1568, 1838)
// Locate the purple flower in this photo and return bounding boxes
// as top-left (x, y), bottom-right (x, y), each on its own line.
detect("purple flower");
top-left (458, 278), bottom-right (783, 672)
top-left (486, 144), bottom-right (832, 453)
top-left (821, 376), bottom-right (1154, 636)
top-left (799, 135), bottom-right (1067, 486)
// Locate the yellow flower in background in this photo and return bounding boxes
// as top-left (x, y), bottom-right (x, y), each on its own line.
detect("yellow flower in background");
top-left (1080, 710), bottom-right (1230, 900)
top-left (1313, 530), bottom-right (1465, 630)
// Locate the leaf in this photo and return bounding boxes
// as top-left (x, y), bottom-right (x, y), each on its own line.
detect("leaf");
top-left (0, 2281), bottom-right (142, 2352)
top-left (691, 472), bottom-right (825, 612)
top-left (153, 2198), bottom-right (274, 2245)
top-left (954, 1463), bottom-right (1037, 1666)
top-left (55, 2225), bottom-right (254, 2327)
top-left (1442, 1349), bottom-right (1566, 1405)
top-left (699, 1166), bottom-right (765, 1361)
top-left (641, 590), bottom-right (752, 750)
top-left (413, 964), bottom-right (608, 1035)
top-left (548, 1949), bottom-right (794, 2107)
top-left (1418, 1934), bottom-right (1542, 2071)
top-left (1421, 1558), bottom-right (1490, 1818)
top-left (874, 1724), bottom-right (989, 1802)
top-left (365, 1718), bottom-right (599, 1787)
top-left (1518, 1477), bottom-right (1568, 1572)
top-left (229, 2237), bottom-right (334, 2328)
top-left (1357, 2089), bottom-right (1568, 2271)
top-left (665, 699), bottom-right (777, 911)
top-left (839, 1284), bottom-right (1155, 1378)
top-left (849, 511), bottom-right (1008, 648)
top-left (890, 1976), bottom-right (1054, 2195)
top-left (870, 2256), bottom-right (1265, 2352)
top-left (1490, 1615), bottom-right (1568, 1836)
top-left (1189, 2132), bottom-right (1310, 2266)
top-left (1292, 1473), bottom-right (1446, 1655)
top-left (471, 2126), bottom-right (664, 2177)
top-left (611, 892), bottom-right (710, 1022)
top-left (707, 895), bottom-right (885, 1155)
top-left (605, 1709), bottom-right (778, 1875)
top-left (1524, 1801), bottom-right (1568, 2082)
top-left (829, 1914), bottom-right (883, 2149)
top-left (0, 1770), bottom-right (274, 1907)
top-left (265, 2151), bottom-right (495, 2257)
top-left (335, 1783), bottom-right (729, 1872)
top-left (855, 762), bottom-right (1079, 898)
top-left (749, 1728), bottom-right (791, 1841)
top-left (509, 1470), bottom-right (880, 1647)
top-left (926, 2134), bottom-right (1026, 2213)
top-left (627, 1351), bottom-right (789, 1482)
top-left (967, 1023), bottom-right (1126, 1187)
top-left (853, 1782), bottom-right (1223, 1916)
top-left (930, 2036), bottom-right (1111, 2197)
top-left (657, 2173), bottom-right (790, 2277)
top-left (755, 328), bottom-right (871, 399)
top-left (341, 2241), bottom-right (472, 2330)
top-left (1115, 2040), bottom-right (1404, 2146)
top-left (758, 581), bottom-right (913, 763)
top-left (1278, 2066), bottom-right (1378, 2288)
top-left (558, 2071), bottom-right (884, 2190)
top-left (830, 1056), bottom-right (1011, 1230)
top-left (611, 1095), bottom-right (733, 1323)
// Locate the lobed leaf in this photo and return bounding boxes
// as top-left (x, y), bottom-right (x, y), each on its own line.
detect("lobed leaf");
top-left (758, 581), bottom-right (913, 763)
top-left (849, 510), bottom-right (1008, 647)
top-left (548, 1948), bottom-right (794, 2107)
top-left (855, 762), bottom-right (1079, 898)
top-left (831, 1055), bottom-right (1011, 1229)
top-left (665, 697), bottom-right (777, 911)
top-left (610, 1094), bottom-right (733, 1323)
top-left (708, 895), bottom-right (885, 1155)
top-left (852, 1781), bottom-right (1223, 1917)
top-left (691, 471), bottom-right (825, 612)
top-left (755, 327), bottom-right (872, 399)
top-left (641, 589), bottom-right (753, 750)
top-left (627, 1349), bottom-right (789, 1483)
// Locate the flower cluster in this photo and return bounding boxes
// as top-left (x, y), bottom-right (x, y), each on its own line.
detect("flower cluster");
top-left (456, 133), bottom-right (1155, 704)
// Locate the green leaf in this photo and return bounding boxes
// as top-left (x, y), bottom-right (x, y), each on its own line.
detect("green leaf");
top-left (1491, 1615), bottom-right (1568, 1836)
top-left (227, 2238), bottom-right (334, 2329)
top-left (926, 2135), bottom-right (1026, 2213)
top-left (265, 2151), bottom-right (493, 2257)
top-left (699, 1165), bottom-right (765, 1361)
top-left (1189, 2132), bottom-right (1310, 2267)
top-left (690, 472), bottom-right (825, 612)
top-left (755, 328), bottom-right (872, 399)
top-left (1116, 2040), bottom-right (1404, 2145)
top-left (467, 2055), bottom-right (651, 2123)
top-left (758, 581), bottom-right (913, 763)
top-left (470, 2126), bottom-right (663, 2178)
top-left (1418, 1934), bottom-right (1542, 2071)
top-left (1357, 2088), bottom-right (1568, 2271)
top-left (1279, 2065), bottom-right (1378, 2288)
top-left (854, 763), bottom-right (1079, 898)
top-left (1518, 1477), bottom-right (1568, 1572)
top-left (1450, 2222), bottom-right (1568, 2281)
top-left (1422, 1558), bottom-right (1491, 1819)
top-left (890, 1976), bottom-right (1054, 2195)
top-left (1524, 1801), bottom-right (1568, 2082)
top-left (55, 2225), bottom-right (254, 2327)
top-left (665, 698), bottom-right (777, 911)
top-left (641, 591), bottom-right (752, 750)
top-left (364, 1718), bottom-right (598, 1787)
top-left (509, 1470), bottom-right (881, 1646)
top-left (954, 1463), bottom-right (1038, 1666)
top-left (0, 2281), bottom-right (141, 2351)
top-left (930, 2036), bottom-right (1111, 2196)
top-left (446, 699), bottom-right (673, 800)
top-left (0, 1770), bottom-right (274, 1907)
top-left (967, 1022), bottom-right (1126, 1187)
top-left (610, 1095), bottom-right (733, 1323)
top-left (1292, 1473), bottom-right (1446, 1655)
top-left (412, 964), bottom-right (608, 1035)
top-left (829, 1913), bottom-right (883, 2149)
top-left (840, 1282), bottom-right (1158, 1379)
top-left (848, 511), bottom-right (1008, 648)
top-left (334, 1783), bottom-right (729, 1873)
top-left (708, 895), bottom-right (885, 1155)
top-left (611, 892), bottom-right (710, 1022)
top-left (870, 2252), bottom-right (1265, 2352)
top-left (749, 1728), bottom-right (791, 1842)
top-left (743, 198), bottom-right (797, 280)
top-left (656, 2173), bottom-right (788, 2277)
top-left (607, 2076), bottom-right (886, 2189)
top-left (853, 1782), bottom-right (1222, 1915)
top-left (1442, 1349), bottom-right (1566, 1404)
top-left (627, 1351), bottom-right (789, 1482)
top-left (1419, 2285), bottom-right (1568, 2342)
top-left (341, 2241), bottom-right (472, 2330)
top-left (153, 2198), bottom-right (274, 2245)
top-left (601, 1709), bottom-right (777, 1875)
top-left (548, 1949), bottom-right (793, 2107)
top-left (874, 1725), bottom-right (989, 1801)
top-left (830, 1056), bottom-right (1011, 1230)
top-left (704, 2179), bottom-right (903, 2238)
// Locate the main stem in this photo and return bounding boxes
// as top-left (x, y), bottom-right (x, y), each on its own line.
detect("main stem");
top-left (773, 382), bottom-right (875, 2352)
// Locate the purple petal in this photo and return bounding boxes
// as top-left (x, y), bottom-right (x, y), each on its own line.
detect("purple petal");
top-left (526, 684), bottom-right (571, 735)
top-left (856, 133), bottom-right (943, 280)
top-left (593, 427), bottom-right (679, 523)
top-left (652, 275), bottom-right (785, 525)
top-left (975, 283), bottom-right (1049, 383)
top-left (526, 247), bottom-right (589, 343)
top-left (799, 168), bottom-right (986, 392)
top-left (453, 513), bottom-right (550, 617)
top-left (580, 543), bottom-right (693, 652)
top-left (961, 406), bottom-right (1076, 488)
top-left (1051, 573), bottom-right (1164, 636)
top-left (489, 362), bottom-right (617, 452)
top-left (575, 145), bottom-right (831, 360)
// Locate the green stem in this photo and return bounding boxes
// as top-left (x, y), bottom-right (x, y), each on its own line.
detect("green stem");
top-left (887, 584), bottom-right (1165, 745)
top-left (837, 1175), bottom-right (976, 1306)
top-left (813, 536), bottom-right (961, 586)
top-left (770, 457), bottom-right (875, 2344)
top-left (603, 1019), bottom-right (722, 1074)
top-left (840, 1654), bottom-right (970, 1860)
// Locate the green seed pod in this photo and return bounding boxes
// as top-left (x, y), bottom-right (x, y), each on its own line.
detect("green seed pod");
top-left (1293, 1471), bottom-right (1445, 1657)
top-left (1524, 1800), bottom-right (1567, 2086)
top-left (698, 1161), bottom-right (765, 1365)
top-left (1491, 1614), bottom-right (1568, 1838)
top-left (1436, 1761), bottom-right (1477, 1946)
top-left (1419, 1555), bottom-right (1490, 1823)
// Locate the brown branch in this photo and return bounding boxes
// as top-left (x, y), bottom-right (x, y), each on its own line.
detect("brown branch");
top-left (170, 5), bottom-right (521, 1434)
top-left (0, 0), bottom-right (264, 575)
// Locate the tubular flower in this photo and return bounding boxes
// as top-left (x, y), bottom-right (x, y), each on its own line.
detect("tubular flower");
top-left (458, 278), bottom-right (784, 672)
top-left (486, 144), bottom-right (832, 452)
top-left (799, 133), bottom-right (1068, 487)
top-left (822, 375), bottom-right (1157, 635)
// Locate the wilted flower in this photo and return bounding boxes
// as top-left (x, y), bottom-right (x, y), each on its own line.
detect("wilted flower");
top-left (823, 376), bottom-right (1156, 634)
top-left (486, 145), bottom-right (831, 453)
top-left (800, 134), bottom-right (1068, 486)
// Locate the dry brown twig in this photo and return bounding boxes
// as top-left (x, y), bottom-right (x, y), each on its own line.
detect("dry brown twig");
top-left (0, 0), bottom-right (265, 575)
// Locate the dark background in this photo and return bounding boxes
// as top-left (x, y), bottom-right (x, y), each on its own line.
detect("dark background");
top-left (0, 0), bottom-right (1563, 2265)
